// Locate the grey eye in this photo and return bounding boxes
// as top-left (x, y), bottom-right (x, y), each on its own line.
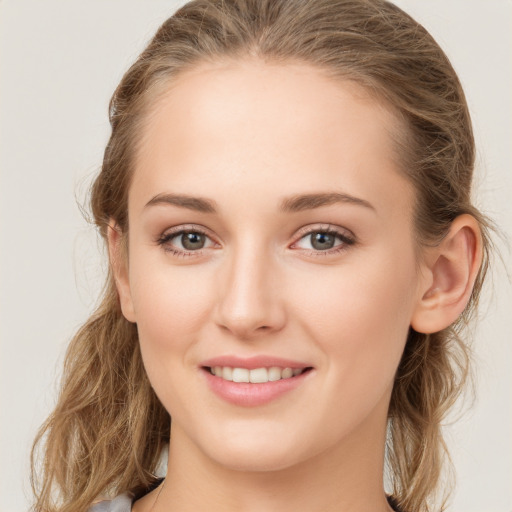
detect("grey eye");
top-left (309, 232), bottom-right (336, 250)
top-left (180, 232), bottom-right (206, 250)
top-left (294, 228), bottom-right (353, 253)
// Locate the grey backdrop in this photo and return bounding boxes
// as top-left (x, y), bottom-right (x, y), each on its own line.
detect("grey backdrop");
top-left (1, 1), bottom-right (511, 511)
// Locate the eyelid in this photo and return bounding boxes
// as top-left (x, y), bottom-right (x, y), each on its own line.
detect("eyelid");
top-left (292, 223), bottom-right (355, 241)
top-left (289, 224), bottom-right (356, 254)
top-left (155, 224), bottom-right (220, 255)
top-left (158, 223), bottom-right (216, 239)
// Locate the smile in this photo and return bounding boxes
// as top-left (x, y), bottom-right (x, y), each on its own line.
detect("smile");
top-left (207, 366), bottom-right (308, 383)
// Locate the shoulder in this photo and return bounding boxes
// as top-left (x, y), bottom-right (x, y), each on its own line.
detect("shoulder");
top-left (88, 493), bottom-right (133, 512)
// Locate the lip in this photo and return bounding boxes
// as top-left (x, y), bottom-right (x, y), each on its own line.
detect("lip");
top-left (199, 355), bottom-right (314, 407)
top-left (200, 355), bottom-right (311, 370)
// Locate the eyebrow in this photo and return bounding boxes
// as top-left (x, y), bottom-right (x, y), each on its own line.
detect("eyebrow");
top-left (145, 193), bottom-right (217, 213)
top-left (280, 192), bottom-right (376, 213)
top-left (144, 191), bottom-right (375, 214)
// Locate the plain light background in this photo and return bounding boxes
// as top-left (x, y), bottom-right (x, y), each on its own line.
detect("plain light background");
top-left (0, 1), bottom-right (510, 511)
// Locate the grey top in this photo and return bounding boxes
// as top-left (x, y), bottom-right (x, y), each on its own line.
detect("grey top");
top-left (88, 493), bottom-right (133, 512)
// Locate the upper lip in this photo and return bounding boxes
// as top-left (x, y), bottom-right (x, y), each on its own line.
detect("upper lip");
top-left (200, 355), bottom-right (312, 370)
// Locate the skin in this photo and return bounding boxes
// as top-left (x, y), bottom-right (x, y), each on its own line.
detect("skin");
top-left (109, 59), bottom-right (482, 512)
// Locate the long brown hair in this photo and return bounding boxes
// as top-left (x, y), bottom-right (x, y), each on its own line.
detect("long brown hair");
top-left (31, 1), bottom-right (493, 511)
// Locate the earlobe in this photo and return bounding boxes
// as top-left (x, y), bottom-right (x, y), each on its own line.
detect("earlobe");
top-left (107, 221), bottom-right (136, 323)
top-left (411, 214), bottom-right (482, 334)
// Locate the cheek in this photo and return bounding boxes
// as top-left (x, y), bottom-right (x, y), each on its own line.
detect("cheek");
top-left (128, 256), bottom-right (214, 360)
top-left (128, 257), bottom-right (218, 416)
top-left (293, 248), bottom-right (417, 391)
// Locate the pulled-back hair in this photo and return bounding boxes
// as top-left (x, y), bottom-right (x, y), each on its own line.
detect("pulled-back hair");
top-left (31, 1), bottom-right (492, 511)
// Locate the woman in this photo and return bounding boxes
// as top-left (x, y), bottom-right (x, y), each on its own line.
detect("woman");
top-left (30, 1), bottom-right (493, 511)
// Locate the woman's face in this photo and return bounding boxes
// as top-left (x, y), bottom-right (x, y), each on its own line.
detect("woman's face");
top-left (117, 59), bottom-right (425, 472)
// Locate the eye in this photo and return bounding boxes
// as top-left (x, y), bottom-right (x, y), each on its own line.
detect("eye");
top-left (175, 231), bottom-right (207, 250)
top-left (156, 227), bottom-right (217, 255)
top-left (292, 226), bottom-right (355, 254)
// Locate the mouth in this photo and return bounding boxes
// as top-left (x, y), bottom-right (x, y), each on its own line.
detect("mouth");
top-left (203, 365), bottom-right (313, 383)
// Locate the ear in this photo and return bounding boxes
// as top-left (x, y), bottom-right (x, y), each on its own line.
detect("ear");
top-left (411, 214), bottom-right (483, 334)
top-left (107, 221), bottom-right (136, 323)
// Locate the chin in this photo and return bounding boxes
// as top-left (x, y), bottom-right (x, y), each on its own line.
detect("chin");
top-left (195, 424), bottom-right (320, 473)
top-left (208, 444), bottom-right (306, 473)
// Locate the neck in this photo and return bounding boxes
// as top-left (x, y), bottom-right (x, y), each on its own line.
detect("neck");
top-left (138, 397), bottom-right (394, 512)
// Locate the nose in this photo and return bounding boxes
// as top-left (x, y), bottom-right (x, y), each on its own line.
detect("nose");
top-left (214, 244), bottom-right (286, 340)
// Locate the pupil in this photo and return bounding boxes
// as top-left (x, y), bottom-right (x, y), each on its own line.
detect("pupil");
top-left (182, 232), bottom-right (205, 250)
top-left (311, 232), bottom-right (334, 250)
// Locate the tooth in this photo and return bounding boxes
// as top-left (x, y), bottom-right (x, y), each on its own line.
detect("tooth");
top-left (232, 368), bottom-right (250, 383)
top-left (281, 368), bottom-right (293, 379)
top-left (268, 367), bottom-right (282, 381)
top-left (214, 366), bottom-right (223, 377)
top-left (292, 368), bottom-right (302, 376)
top-left (222, 367), bottom-right (233, 381)
top-left (249, 367), bottom-right (268, 383)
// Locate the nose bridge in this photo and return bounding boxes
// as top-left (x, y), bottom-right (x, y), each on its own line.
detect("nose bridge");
top-left (215, 236), bottom-right (285, 338)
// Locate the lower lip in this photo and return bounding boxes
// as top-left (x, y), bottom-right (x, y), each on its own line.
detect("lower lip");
top-left (202, 368), bottom-right (312, 407)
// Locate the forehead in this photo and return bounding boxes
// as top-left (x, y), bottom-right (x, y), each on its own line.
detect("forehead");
top-left (131, 58), bottom-right (412, 218)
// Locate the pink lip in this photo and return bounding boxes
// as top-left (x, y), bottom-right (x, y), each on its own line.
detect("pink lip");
top-left (199, 355), bottom-right (314, 408)
top-left (200, 355), bottom-right (310, 370)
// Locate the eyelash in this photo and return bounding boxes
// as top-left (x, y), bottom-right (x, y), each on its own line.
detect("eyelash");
top-left (155, 224), bottom-right (356, 258)
top-left (291, 225), bottom-right (356, 256)
top-left (156, 225), bottom-right (214, 258)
